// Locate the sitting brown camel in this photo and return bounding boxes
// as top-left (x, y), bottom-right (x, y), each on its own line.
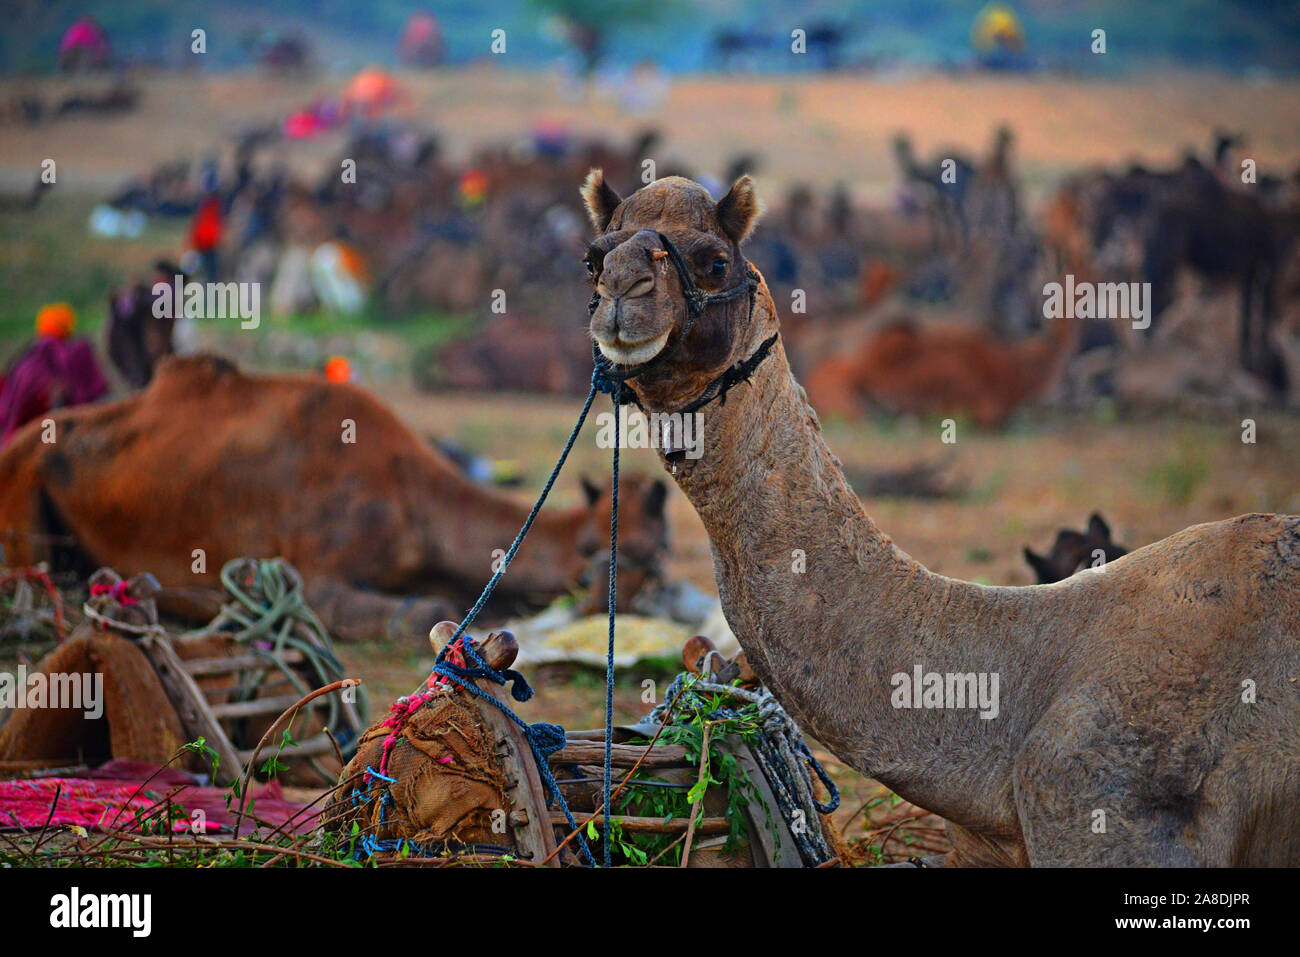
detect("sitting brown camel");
top-left (0, 354), bottom-right (668, 641)
top-left (802, 309), bottom-right (1078, 428)
top-left (578, 169), bottom-right (1300, 866)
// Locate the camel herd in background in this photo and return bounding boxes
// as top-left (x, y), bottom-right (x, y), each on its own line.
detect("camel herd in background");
top-left (98, 115), bottom-right (1300, 423)
top-left (3, 111), bottom-right (1297, 645)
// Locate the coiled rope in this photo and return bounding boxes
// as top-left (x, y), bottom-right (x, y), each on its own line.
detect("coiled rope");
top-left (183, 557), bottom-right (367, 780)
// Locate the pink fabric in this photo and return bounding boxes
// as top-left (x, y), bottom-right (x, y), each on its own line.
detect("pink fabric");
top-left (59, 18), bottom-right (109, 55)
top-left (0, 777), bottom-right (155, 832)
top-left (0, 337), bottom-right (109, 444)
top-left (0, 761), bottom-right (321, 835)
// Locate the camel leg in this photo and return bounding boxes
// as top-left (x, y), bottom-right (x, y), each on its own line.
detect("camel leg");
top-left (303, 578), bottom-right (458, 644)
top-left (1240, 265), bottom-right (1257, 373)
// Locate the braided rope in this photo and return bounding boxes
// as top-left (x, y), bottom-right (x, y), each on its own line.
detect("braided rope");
top-left (649, 671), bottom-right (841, 865)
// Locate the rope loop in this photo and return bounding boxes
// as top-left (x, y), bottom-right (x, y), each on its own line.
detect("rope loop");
top-left (435, 635), bottom-right (536, 704)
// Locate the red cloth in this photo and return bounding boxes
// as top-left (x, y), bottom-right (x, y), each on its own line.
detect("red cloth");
top-left (0, 760), bottom-right (321, 835)
top-left (190, 196), bottom-right (224, 251)
top-left (0, 337), bottom-right (109, 444)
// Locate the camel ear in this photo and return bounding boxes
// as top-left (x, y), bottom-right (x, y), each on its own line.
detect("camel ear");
top-left (1087, 512), bottom-right (1111, 544)
top-left (1023, 548), bottom-right (1056, 584)
top-left (715, 174), bottom-right (764, 244)
top-left (580, 168), bottom-right (622, 233)
top-left (644, 479), bottom-right (668, 517)
top-left (580, 475), bottom-right (602, 506)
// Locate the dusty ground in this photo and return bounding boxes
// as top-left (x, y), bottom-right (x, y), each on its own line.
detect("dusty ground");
top-left (4, 68), bottom-right (1300, 200)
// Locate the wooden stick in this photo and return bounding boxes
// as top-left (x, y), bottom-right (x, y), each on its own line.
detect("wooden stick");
top-left (679, 724), bottom-right (711, 868)
top-left (138, 632), bottom-right (243, 783)
top-left (547, 811), bottom-right (729, 836)
top-left (182, 650), bottom-right (305, 675)
top-left (233, 679), bottom-right (359, 840)
top-left (548, 740), bottom-right (690, 767)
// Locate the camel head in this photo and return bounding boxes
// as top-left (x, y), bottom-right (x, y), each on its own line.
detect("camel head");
top-left (580, 171), bottom-right (765, 409)
top-left (573, 473), bottom-right (669, 614)
top-left (1023, 512), bottom-right (1128, 584)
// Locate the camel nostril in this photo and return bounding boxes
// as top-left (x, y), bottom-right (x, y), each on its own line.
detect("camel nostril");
top-left (598, 273), bottom-right (655, 303)
top-left (623, 275), bottom-right (655, 300)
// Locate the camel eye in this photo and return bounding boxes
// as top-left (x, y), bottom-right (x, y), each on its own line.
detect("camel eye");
top-left (584, 258), bottom-right (598, 277)
top-left (709, 258), bottom-right (728, 278)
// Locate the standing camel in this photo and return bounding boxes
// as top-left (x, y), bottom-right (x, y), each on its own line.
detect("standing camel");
top-left (578, 169), bottom-right (1300, 867)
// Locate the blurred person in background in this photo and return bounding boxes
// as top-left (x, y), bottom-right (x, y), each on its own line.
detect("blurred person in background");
top-left (0, 304), bottom-right (109, 445)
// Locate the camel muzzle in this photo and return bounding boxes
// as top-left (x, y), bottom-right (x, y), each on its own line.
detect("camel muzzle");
top-left (588, 230), bottom-right (762, 391)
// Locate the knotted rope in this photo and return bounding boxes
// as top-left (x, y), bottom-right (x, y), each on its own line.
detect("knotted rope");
top-left (363, 361), bottom-right (628, 866)
top-left (649, 669), bottom-right (841, 866)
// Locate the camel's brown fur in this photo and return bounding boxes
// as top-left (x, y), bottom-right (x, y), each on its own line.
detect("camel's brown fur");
top-left (0, 355), bottom-right (668, 641)
top-left (802, 309), bottom-right (1078, 427)
top-left (582, 171), bottom-right (1300, 867)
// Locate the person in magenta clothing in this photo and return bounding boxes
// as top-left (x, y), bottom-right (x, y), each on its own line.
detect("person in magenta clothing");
top-left (0, 303), bottom-right (109, 445)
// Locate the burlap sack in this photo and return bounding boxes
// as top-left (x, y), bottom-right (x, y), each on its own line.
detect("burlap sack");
top-left (326, 687), bottom-right (510, 852)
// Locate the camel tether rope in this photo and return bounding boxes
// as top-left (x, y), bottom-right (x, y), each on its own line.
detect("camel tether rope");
top-left (361, 231), bottom-right (791, 866)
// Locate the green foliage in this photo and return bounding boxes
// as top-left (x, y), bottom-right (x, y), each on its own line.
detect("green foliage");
top-left (608, 691), bottom-right (774, 866)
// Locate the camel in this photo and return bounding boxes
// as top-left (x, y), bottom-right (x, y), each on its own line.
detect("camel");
top-left (968, 124), bottom-right (1019, 237)
top-left (105, 259), bottom-right (181, 388)
top-left (801, 307), bottom-right (1078, 428)
top-left (893, 132), bottom-right (976, 247)
top-left (1023, 513), bottom-right (1128, 585)
top-left (579, 170), bottom-right (1300, 866)
top-left (1053, 151), bottom-right (1297, 396)
top-left (0, 354), bottom-right (668, 642)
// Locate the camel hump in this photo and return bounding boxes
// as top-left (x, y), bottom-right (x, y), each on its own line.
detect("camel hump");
top-left (152, 352), bottom-right (243, 391)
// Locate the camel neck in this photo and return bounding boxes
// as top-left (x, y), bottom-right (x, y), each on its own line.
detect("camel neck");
top-left (658, 296), bottom-right (1051, 827)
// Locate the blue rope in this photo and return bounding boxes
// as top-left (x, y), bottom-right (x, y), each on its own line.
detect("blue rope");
top-left (602, 396), bottom-right (620, 867)
top-left (364, 364), bottom-right (634, 867)
top-left (442, 379), bottom-right (602, 647)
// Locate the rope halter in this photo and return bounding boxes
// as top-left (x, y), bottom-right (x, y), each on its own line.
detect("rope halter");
top-left (588, 230), bottom-right (775, 414)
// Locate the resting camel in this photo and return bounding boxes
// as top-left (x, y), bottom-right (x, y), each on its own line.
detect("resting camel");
top-left (802, 308), bottom-right (1078, 428)
top-left (578, 169), bottom-right (1300, 866)
top-left (0, 354), bottom-right (668, 641)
